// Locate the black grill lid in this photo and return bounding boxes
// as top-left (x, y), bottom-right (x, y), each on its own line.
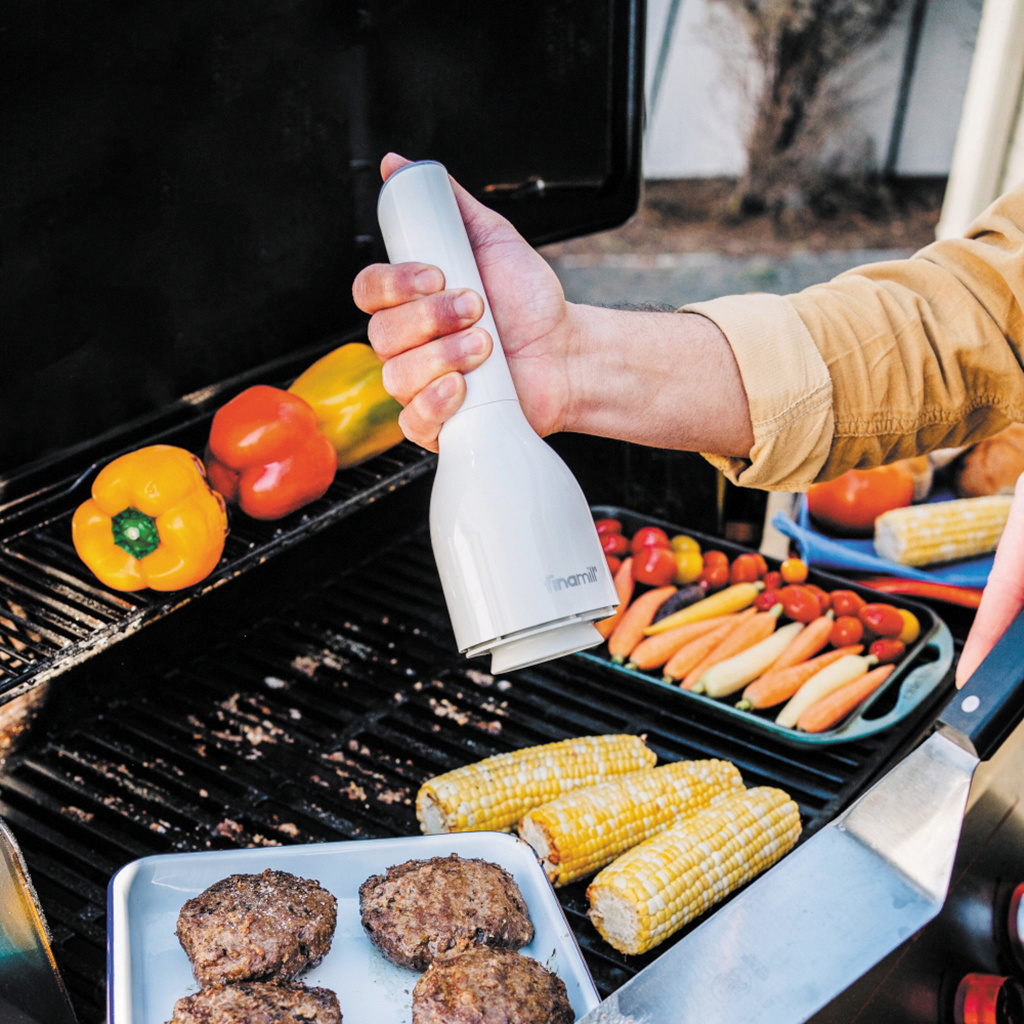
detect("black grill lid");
top-left (1, 0), bottom-right (643, 480)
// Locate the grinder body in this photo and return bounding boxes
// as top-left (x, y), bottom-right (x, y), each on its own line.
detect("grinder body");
top-left (377, 161), bottom-right (617, 673)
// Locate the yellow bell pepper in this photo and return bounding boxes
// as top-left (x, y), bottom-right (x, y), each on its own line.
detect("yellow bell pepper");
top-left (288, 343), bottom-right (405, 469)
top-left (71, 445), bottom-right (228, 592)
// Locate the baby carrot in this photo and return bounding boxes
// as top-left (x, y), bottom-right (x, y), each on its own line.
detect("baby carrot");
top-left (608, 585), bottom-right (677, 663)
top-left (681, 605), bottom-right (783, 692)
top-left (735, 645), bottom-right (864, 710)
top-left (625, 615), bottom-right (734, 671)
top-left (596, 557), bottom-right (635, 639)
top-left (797, 664), bottom-right (896, 733)
top-left (662, 608), bottom-right (757, 684)
top-left (764, 611), bottom-right (834, 675)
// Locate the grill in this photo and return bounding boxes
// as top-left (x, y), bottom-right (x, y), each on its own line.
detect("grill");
top-left (0, 439), bottom-right (950, 1023)
top-left (6, 3), bottom-right (1024, 1022)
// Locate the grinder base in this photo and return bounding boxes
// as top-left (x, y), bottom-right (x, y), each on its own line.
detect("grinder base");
top-left (467, 614), bottom-right (615, 674)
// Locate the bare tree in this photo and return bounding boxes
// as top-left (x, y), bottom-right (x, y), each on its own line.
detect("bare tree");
top-left (714, 0), bottom-right (908, 220)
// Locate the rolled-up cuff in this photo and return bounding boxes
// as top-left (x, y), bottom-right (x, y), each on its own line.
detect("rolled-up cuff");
top-left (681, 293), bottom-right (833, 491)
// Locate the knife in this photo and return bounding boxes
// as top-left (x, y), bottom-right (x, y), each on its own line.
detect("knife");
top-left (576, 607), bottom-right (1024, 1024)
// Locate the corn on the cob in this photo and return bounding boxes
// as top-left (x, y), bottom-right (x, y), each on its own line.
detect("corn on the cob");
top-left (587, 786), bottom-right (801, 955)
top-left (873, 495), bottom-right (1012, 567)
top-left (519, 759), bottom-right (744, 886)
top-left (416, 734), bottom-right (657, 835)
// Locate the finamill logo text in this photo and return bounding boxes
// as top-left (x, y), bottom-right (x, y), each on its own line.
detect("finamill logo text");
top-left (545, 566), bottom-right (599, 592)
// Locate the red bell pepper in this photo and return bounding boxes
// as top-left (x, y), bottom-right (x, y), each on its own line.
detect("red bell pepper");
top-left (205, 385), bottom-right (338, 520)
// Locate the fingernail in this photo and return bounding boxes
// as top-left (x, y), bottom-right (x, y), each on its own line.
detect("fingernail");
top-left (454, 291), bottom-right (479, 319)
top-left (436, 375), bottom-right (459, 401)
top-left (461, 330), bottom-right (486, 356)
top-left (415, 268), bottom-right (442, 293)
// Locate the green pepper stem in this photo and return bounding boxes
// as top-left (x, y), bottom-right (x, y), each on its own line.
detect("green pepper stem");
top-left (111, 506), bottom-right (160, 559)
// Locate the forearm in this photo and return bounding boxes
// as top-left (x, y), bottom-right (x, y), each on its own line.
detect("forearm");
top-left (562, 304), bottom-right (755, 457)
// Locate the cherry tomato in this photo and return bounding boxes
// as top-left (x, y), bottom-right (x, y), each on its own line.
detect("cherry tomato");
top-left (633, 545), bottom-right (677, 586)
top-left (729, 553), bottom-right (763, 585)
top-left (778, 584), bottom-right (823, 623)
top-left (804, 584), bottom-right (831, 612)
top-left (605, 554), bottom-right (622, 574)
top-left (762, 570), bottom-right (783, 592)
top-left (806, 464), bottom-right (915, 536)
top-left (897, 608), bottom-right (921, 645)
top-left (779, 557), bottom-right (809, 584)
top-left (601, 532), bottom-right (629, 557)
top-left (830, 590), bottom-right (867, 618)
top-left (594, 518), bottom-right (622, 536)
top-left (670, 534), bottom-right (701, 554)
top-left (673, 549), bottom-right (704, 585)
top-left (829, 615), bottom-right (864, 647)
top-left (698, 562), bottom-right (730, 591)
top-left (869, 638), bottom-right (906, 664)
top-left (631, 526), bottom-right (671, 555)
top-left (754, 589), bottom-right (781, 611)
top-left (702, 549), bottom-right (729, 568)
top-left (859, 603), bottom-right (905, 638)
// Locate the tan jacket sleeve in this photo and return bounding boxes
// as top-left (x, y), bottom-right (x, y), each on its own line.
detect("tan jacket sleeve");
top-left (683, 177), bottom-right (1024, 491)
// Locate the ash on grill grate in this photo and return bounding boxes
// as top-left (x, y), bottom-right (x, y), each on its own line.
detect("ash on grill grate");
top-left (0, 525), bottom-right (939, 1023)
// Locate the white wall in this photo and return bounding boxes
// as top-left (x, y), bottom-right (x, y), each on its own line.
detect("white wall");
top-left (642, 0), bottom-right (984, 180)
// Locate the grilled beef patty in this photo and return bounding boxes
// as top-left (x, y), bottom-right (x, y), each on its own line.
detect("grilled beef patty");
top-left (358, 854), bottom-right (534, 970)
top-left (166, 980), bottom-right (342, 1024)
top-left (176, 869), bottom-right (337, 986)
top-left (411, 947), bottom-right (573, 1024)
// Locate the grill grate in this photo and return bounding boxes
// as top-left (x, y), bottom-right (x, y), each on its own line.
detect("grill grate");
top-left (0, 521), bottom-right (945, 1023)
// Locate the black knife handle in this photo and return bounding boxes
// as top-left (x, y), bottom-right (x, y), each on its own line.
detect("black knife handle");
top-left (940, 608), bottom-right (1024, 760)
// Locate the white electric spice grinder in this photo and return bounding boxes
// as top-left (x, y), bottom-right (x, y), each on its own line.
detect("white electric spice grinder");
top-left (377, 160), bottom-right (619, 673)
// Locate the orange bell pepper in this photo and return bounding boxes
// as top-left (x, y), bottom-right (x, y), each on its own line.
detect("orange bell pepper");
top-left (72, 445), bottom-right (228, 592)
top-left (205, 385), bottom-right (338, 520)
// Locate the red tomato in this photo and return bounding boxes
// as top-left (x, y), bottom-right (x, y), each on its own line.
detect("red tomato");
top-left (729, 553), bottom-right (762, 585)
top-left (595, 518), bottom-right (623, 536)
top-left (754, 590), bottom-right (781, 611)
top-left (699, 562), bottom-right (730, 591)
top-left (762, 570), bottom-right (783, 592)
top-left (830, 590), bottom-right (867, 618)
top-left (777, 585), bottom-right (822, 623)
top-left (869, 638), bottom-right (906, 664)
top-left (630, 526), bottom-right (671, 555)
top-left (633, 545), bottom-right (677, 586)
top-left (601, 532), bottom-right (629, 557)
top-left (859, 603), bottom-right (905, 638)
top-left (780, 557), bottom-right (808, 583)
top-left (806, 465), bottom-right (915, 536)
top-left (702, 549), bottom-right (729, 568)
top-left (804, 584), bottom-right (831, 612)
top-left (605, 554), bottom-right (622, 574)
top-left (829, 615), bottom-right (864, 647)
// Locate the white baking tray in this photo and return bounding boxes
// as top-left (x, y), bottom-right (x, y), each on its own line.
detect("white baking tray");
top-left (107, 831), bottom-right (600, 1024)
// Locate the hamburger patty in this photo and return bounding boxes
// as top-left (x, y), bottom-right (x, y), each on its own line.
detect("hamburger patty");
top-left (359, 854), bottom-right (534, 970)
top-left (411, 947), bottom-right (574, 1024)
top-left (166, 980), bottom-right (342, 1024)
top-left (176, 869), bottom-right (337, 986)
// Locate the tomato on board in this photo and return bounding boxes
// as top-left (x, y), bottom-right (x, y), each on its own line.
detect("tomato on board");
top-left (631, 526), bottom-right (671, 555)
top-left (673, 549), bottom-right (704, 585)
top-left (699, 562), bottom-right (730, 591)
top-left (830, 589), bottom-right (867, 618)
top-left (601, 532), bottom-right (630, 557)
top-left (633, 545), bottom-right (677, 586)
top-left (806, 464), bottom-right (915, 536)
top-left (777, 584), bottom-right (822, 623)
top-left (859, 603), bottom-right (905, 638)
top-left (595, 518), bottom-right (623, 536)
top-left (830, 615), bottom-right (864, 647)
top-left (780, 557), bottom-right (808, 584)
top-left (762, 570), bottom-right (783, 592)
top-left (729, 553), bottom-right (763, 585)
